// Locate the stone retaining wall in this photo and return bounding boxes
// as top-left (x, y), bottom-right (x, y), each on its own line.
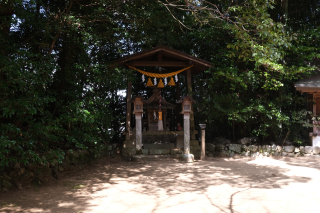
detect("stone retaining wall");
top-left (0, 144), bottom-right (119, 193)
top-left (205, 143), bottom-right (320, 158)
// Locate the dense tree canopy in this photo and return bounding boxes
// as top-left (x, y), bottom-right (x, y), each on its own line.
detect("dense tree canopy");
top-left (0, 0), bottom-right (319, 169)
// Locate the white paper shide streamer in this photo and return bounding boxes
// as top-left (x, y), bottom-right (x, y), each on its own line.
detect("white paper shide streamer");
top-left (154, 77), bottom-right (157, 85)
top-left (175, 74), bottom-right (178, 82)
top-left (142, 74), bottom-right (145, 82)
top-left (164, 77), bottom-right (167, 85)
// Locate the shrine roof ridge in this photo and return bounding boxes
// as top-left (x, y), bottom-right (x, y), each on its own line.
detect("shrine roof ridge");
top-left (111, 46), bottom-right (213, 74)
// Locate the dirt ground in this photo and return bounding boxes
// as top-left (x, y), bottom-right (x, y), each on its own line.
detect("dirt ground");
top-left (1, 156), bottom-right (320, 213)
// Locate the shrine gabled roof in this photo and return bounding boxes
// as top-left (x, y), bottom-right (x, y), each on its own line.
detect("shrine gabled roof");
top-left (112, 46), bottom-right (213, 74)
top-left (147, 88), bottom-right (175, 108)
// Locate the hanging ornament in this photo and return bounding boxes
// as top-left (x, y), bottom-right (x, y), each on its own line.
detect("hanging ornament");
top-left (164, 77), bottom-right (167, 85)
top-left (157, 79), bottom-right (164, 88)
top-left (146, 77), bottom-right (154, 87)
top-left (175, 74), bottom-right (178, 82)
top-left (142, 74), bottom-right (145, 82)
top-left (154, 77), bottom-right (157, 85)
top-left (168, 77), bottom-right (176, 86)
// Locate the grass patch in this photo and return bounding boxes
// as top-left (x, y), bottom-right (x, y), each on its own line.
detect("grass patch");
top-left (1, 202), bottom-right (18, 208)
top-left (73, 183), bottom-right (86, 190)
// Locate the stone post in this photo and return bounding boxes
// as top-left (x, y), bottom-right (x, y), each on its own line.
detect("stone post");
top-left (199, 124), bottom-right (206, 160)
top-left (132, 94), bottom-right (145, 150)
top-left (184, 113), bottom-right (190, 154)
top-left (177, 95), bottom-right (196, 162)
top-left (135, 113), bottom-right (142, 150)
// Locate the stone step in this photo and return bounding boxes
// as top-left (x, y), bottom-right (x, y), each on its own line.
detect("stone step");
top-left (143, 143), bottom-right (175, 149)
top-left (149, 149), bottom-right (171, 155)
top-left (131, 154), bottom-right (178, 162)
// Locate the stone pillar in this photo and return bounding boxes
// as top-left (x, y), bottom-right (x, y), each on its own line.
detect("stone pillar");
top-left (125, 81), bottom-right (132, 141)
top-left (199, 124), bottom-right (206, 160)
top-left (184, 113), bottom-right (190, 154)
top-left (135, 113), bottom-right (142, 150)
top-left (179, 112), bottom-right (194, 162)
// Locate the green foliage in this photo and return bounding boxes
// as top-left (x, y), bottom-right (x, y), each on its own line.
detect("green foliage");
top-left (162, 0), bottom-right (320, 142)
top-left (1, 0), bottom-right (320, 170)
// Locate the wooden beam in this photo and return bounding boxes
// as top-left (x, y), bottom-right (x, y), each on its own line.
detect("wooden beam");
top-left (132, 61), bottom-right (188, 67)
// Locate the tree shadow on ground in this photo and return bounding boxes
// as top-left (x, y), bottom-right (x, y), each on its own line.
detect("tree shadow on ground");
top-left (279, 156), bottom-right (320, 170)
top-left (0, 157), bottom-right (316, 213)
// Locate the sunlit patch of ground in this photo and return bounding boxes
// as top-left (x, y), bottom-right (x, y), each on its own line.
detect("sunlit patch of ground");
top-left (1, 156), bottom-right (320, 213)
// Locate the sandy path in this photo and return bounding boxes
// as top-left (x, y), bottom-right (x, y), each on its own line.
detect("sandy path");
top-left (1, 156), bottom-right (320, 213)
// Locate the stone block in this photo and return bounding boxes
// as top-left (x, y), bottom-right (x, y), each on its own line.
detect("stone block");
top-left (241, 145), bottom-right (248, 151)
top-left (288, 153), bottom-right (295, 157)
top-left (313, 146), bottom-right (320, 154)
top-left (276, 146), bottom-right (282, 152)
top-left (122, 148), bottom-right (136, 157)
top-left (284, 146), bottom-right (295, 153)
top-left (248, 145), bottom-right (258, 152)
top-left (141, 149), bottom-right (148, 155)
top-left (305, 146), bottom-right (313, 154)
top-left (250, 152), bottom-right (259, 157)
top-left (245, 151), bottom-right (250, 157)
top-left (271, 145), bottom-right (277, 152)
top-left (218, 151), bottom-right (228, 157)
top-left (149, 149), bottom-right (171, 155)
top-left (300, 146), bottom-right (305, 153)
top-left (191, 146), bottom-right (201, 159)
top-left (237, 137), bottom-right (251, 145)
top-left (266, 145), bottom-right (271, 152)
top-left (123, 140), bottom-right (135, 148)
top-left (206, 143), bottom-right (215, 151)
top-left (179, 154), bottom-right (194, 162)
top-left (229, 144), bottom-right (241, 153)
top-left (175, 135), bottom-right (184, 149)
top-left (294, 147), bottom-right (300, 153)
top-left (143, 143), bottom-right (175, 149)
top-left (282, 152), bottom-right (288, 157)
top-left (131, 155), bottom-right (147, 162)
top-left (215, 144), bottom-right (225, 151)
top-left (171, 149), bottom-right (182, 155)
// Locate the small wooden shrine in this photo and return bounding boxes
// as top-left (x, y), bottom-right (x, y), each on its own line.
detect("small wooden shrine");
top-left (112, 46), bottom-right (212, 158)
